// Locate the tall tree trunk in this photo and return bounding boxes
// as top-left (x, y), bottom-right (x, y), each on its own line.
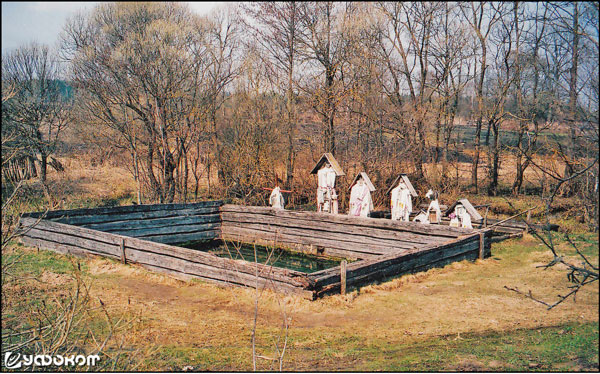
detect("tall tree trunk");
top-left (39, 151), bottom-right (47, 183)
top-left (564, 2), bottom-right (579, 197)
top-left (324, 69), bottom-right (336, 155)
top-left (210, 105), bottom-right (224, 185)
top-left (487, 121), bottom-right (500, 196)
top-left (414, 117), bottom-right (426, 181)
top-left (163, 150), bottom-right (176, 203)
top-left (182, 145), bottom-right (188, 203)
top-left (285, 66), bottom-right (295, 191)
top-left (133, 146), bottom-right (142, 204)
top-left (471, 28), bottom-right (487, 194)
top-left (146, 142), bottom-right (162, 203)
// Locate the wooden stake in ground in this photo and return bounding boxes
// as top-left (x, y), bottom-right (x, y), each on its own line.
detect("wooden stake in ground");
top-left (340, 260), bottom-right (347, 295)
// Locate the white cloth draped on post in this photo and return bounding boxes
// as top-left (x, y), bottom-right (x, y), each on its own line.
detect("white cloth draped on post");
top-left (413, 211), bottom-right (428, 223)
top-left (269, 187), bottom-right (285, 209)
top-left (461, 211), bottom-right (472, 228)
top-left (454, 204), bottom-right (473, 229)
top-left (349, 178), bottom-right (373, 217)
top-left (425, 189), bottom-right (442, 224)
top-left (317, 164), bottom-right (338, 214)
top-left (391, 182), bottom-right (412, 221)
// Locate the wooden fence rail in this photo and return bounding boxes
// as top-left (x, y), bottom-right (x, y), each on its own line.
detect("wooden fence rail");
top-left (19, 201), bottom-right (493, 299)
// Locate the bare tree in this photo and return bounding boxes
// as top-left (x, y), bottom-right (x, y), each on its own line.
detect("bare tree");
top-left (297, 1), bottom-right (357, 156)
top-left (504, 156), bottom-right (598, 309)
top-left (204, 5), bottom-right (242, 191)
top-left (2, 43), bottom-right (71, 202)
top-left (429, 2), bottom-right (473, 185)
top-left (242, 2), bottom-right (303, 191)
top-left (510, 2), bottom-right (550, 195)
top-left (376, 2), bottom-right (446, 181)
top-left (460, 1), bottom-right (503, 193)
top-left (62, 3), bottom-right (214, 203)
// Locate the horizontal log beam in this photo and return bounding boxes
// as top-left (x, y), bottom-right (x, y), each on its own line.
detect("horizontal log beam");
top-left (143, 230), bottom-right (221, 244)
top-left (53, 206), bottom-right (220, 226)
top-left (221, 225), bottom-right (399, 258)
top-left (221, 232), bottom-right (378, 261)
top-left (106, 222), bottom-right (221, 238)
top-left (315, 241), bottom-right (481, 297)
top-left (19, 217), bottom-right (310, 287)
top-left (221, 212), bottom-right (448, 246)
top-left (308, 232), bottom-right (491, 287)
top-left (310, 233), bottom-right (488, 295)
top-left (83, 214), bottom-right (220, 232)
top-left (221, 205), bottom-right (474, 238)
top-left (22, 200), bottom-right (223, 219)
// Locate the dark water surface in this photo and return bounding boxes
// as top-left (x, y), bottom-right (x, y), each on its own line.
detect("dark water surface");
top-left (179, 241), bottom-right (343, 274)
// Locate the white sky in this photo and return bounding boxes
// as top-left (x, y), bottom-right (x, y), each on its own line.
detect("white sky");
top-left (1, 2), bottom-right (225, 53)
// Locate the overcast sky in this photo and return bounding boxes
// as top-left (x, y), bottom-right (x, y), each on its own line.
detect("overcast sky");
top-left (1, 2), bottom-right (224, 53)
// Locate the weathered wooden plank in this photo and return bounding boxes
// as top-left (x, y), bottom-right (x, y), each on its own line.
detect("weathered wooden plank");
top-left (22, 200), bottom-right (223, 219)
top-left (84, 214), bottom-right (220, 232)
top-left (330, 230), bottom-right (492, 283)
top-left (220, 232), bottom-right (376, 260)
top-left (120, 232), bottom-right (311, 285)
top-left (23, 226), bottom-right (310, 290)
top-left (24, 227), bottom-right (123, 258)
top-left (221, 227), bottom-right (410, 259)
top-left (54, 206), bottom-right (220, 226)
top-left (106, 222), bottom-right (221, 238)
top-left (490, 232), bottom-right (523, 242)
top-left (221, 205), bottom-right (474, 237)
top-left (481, 217), bottom-right (528, 229)
top-left (20, 217), bottom-right (123, 246)
top-left (440, 217), bottom-right (526, 233)
top-left (308, 233), bottom-right (486, 286)
top-left (23, 217), bottom-right (221, 252)
top-left (21, 236), bottom-right (115, 260)
top-left (122, 243), bottom-right (313, 297)
top-left (143, 230), bottom-right (221, 244)
top-left (21, 217), bottom-right (309, 284)
top-left (221, 225), bottom-right (403, 257)
top-left (315, 241), bottom-right (481, 296)
top-left (312, 237), bottom-right (483, 295)
top-left (222, 220), bottom-right (418, 252)
top-left (221, 212), bottom-right (449, 245)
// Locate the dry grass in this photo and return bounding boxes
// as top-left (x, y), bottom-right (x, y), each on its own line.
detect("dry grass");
top-left (4, 153), bottom-right (597, 370)
top-left (7, 230), bottom-right (597, 371)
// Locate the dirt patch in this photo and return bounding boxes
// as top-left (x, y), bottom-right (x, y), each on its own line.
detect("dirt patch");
top-left (118, 278), bottom-right (180, 301)
top-left (40, 271), bottom-right (72, 286)
top-left (449, 360), bottom-right (486, 371)
top-left (448, 355), bottom-right (486, 371)
top-left (488, 359), bottom-right (512, 369)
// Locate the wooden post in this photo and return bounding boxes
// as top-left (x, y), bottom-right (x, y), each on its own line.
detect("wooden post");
top-left (120, 238), bottom-right (126, 264)
top-left (479, 232), bottom-right (485, 259)
top-left (484, 206), bottom-right (489, 227)
top-left (340, 260), bottom-right (347, 295)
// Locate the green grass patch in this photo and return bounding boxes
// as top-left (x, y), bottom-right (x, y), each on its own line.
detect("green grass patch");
top-left (147, 345), bottom-right (251, 371)
top-left (494, 233), bottom-right (598, 264)
top-left (344, 322), bottom-right (598, 371)
top-left (137, 322), bottom-right (598, 371)
top-left (2, 245), bottom-right (87, 277)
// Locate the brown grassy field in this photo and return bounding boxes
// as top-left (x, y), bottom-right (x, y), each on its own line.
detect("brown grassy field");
top-left (5, 231), bottom-right (598, 371)
top-left (3, 155), bottom-right (598, 371)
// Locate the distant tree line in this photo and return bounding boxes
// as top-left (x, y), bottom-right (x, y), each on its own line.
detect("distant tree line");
top-left (2, 2), bottom-right (598, 227)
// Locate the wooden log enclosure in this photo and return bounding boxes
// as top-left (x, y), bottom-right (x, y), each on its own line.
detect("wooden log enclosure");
top-left (19, 201), bottom-right (493, 299)
top-left (22, 201), bottom-right (222, 244)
